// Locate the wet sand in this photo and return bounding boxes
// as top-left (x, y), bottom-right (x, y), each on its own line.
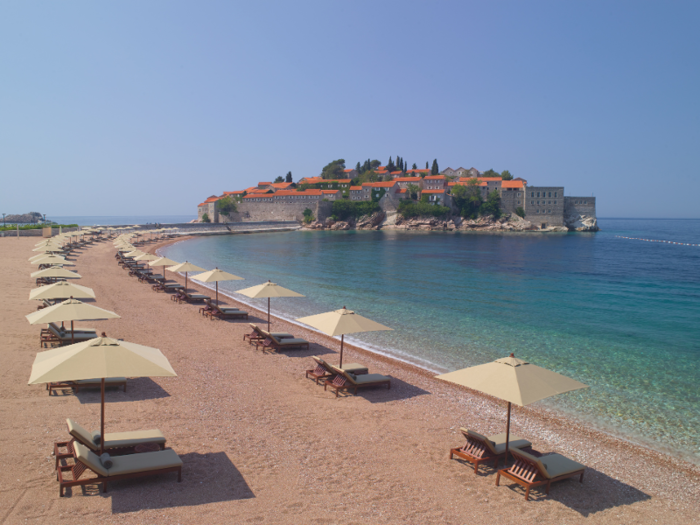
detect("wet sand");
top-left (1, 235), bottom-right (699, 524)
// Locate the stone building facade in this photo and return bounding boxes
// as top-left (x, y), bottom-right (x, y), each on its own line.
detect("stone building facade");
top-left (523, 186), bottom-right (565, 227)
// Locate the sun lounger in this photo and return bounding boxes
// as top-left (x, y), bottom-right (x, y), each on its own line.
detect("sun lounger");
top-left (324, 365), bottom-right (391, 397)
top-left (496, 447), bottom-right (585, 500)
top-left (62, 418), bottom-right (166, 456)
top-left (306, 356), bottom-right (368, 384)
top-left (57, 441), bottom-right (182, 496)
top-left (255, 333), bottom-right (310, 353)
top-left (243, 323), bottom-right (294, 343)
top-left (47, 377), bottom-right (127, 395)
top-left (41, 324), bottom-right (97, 347)
top-left (450, 428), bottom-right (532, 474)
top-left (153, 281), bottom-right (184, 293)
top-left (201, 299), bottom-right (248, 320)
top-left (173, 290), bottom-right (210, 304)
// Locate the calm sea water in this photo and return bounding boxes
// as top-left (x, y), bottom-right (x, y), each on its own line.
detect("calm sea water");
top-left (161, 219), bottom-right (700, 463)
top-left (49, 215), bottom-right (194, 226)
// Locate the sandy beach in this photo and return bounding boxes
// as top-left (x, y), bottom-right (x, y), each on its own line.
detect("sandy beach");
top-left (2, 235), bottom-right (699, 524)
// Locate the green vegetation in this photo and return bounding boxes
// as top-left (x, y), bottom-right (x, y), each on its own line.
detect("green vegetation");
top-left (431, 159), bottom-right (439, 175)
top-left (0, 223), bottom-right (78, 232)
top-left (331, 200), bottom-right (381, 221)
top-left (406, 183), bottom-right (421, 200)
top-left (450, 180), bottom-right (482, 219)
top-left (515, 206), bottom-right (525, 218)
top-left (357, 159), bottom-right (381, 174)
top-left (286, 171), bottom-right (293, 183)
top-left (371, 188), bottom-right (386, 202)
top-left (397, 200), bottom-right (450, 219)
top-left (483, 168), bottom-right (514, 180)
top-left (274, 176), bottom-right (284, 183)
top-left (216, 196), bottom-right (237, 216)
top-left (320, 159), bottom-right (346, 179)
top-left (501, 170), bottom-right (513, 180)
top-left (201, 213), bottom-right (211, 223)
top-left (302, 208), bottom-right (314, 223)
top-left (480, 190), bottom-right (502, 219)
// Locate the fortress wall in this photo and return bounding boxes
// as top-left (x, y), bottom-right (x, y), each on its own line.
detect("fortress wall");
top-left (524, 186), bottom-right (565, 227)
top-left (564, 197), bottom-right (597, 218)
top-left (500, 190), bottom-right (525, 214)
top-left (226, 201), bottom-right (333, 223)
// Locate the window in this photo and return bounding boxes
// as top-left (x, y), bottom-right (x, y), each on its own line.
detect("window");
top-left (548, 192), bottom-right (552, 198)
top-left (583, 201), bottom-right (587, 205)
top-left (554, 192), bottom-right (557, 198)
top-left (537, 192), bottom-right (540, 197)
top-left (536, 210), bottom-right (539, 214)
top-left (554, 200), bottom-right (557, 205)
top-left (531, 201), bottom-right (534, 205)
top-left (537, 201), bottom-right (539, 205)
top-left (531, 192), bottom-right (535, 197)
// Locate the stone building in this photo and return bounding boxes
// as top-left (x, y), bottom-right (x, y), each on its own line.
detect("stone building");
top-left (523, 187), bottom-right (565, 227)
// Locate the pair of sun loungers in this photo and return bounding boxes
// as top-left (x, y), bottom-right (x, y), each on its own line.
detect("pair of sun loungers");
top-left (55, 419), bottom-right (181, 497)
top-left (450, 428), bottom-right (585, 500)
top-left (199, 299), bottom-right (249, 320)
top-left (306, 356), bottom-right (391, 397)
top-left (40, 323), bottom-right (97, 347)
top-left (243, 323), bottom-right (310, 353)
top-left (171, 290), bottom-right (210, 304)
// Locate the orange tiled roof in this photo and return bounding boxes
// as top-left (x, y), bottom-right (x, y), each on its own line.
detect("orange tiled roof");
top-left (422, 189), bottom-right (446, 194)
top-left (424, 175), bottom-right (446, 180)
top-left (501, 180), bottom-right (525, 189)
top-left (258, 181), bottom-right (272, 185)
top-left (270, 182), bottom-right (294, 189)
top-left (223, 190), bottom-right (245, 195)
top-left (390, 171), bottom-right (403, 175)
top-left (197, 202), bottom-right (206, 207)
top-left (375, 169), bottom-right (388, 174)
top-left (204, 196), bottom-right (220, 203)
top-left (343, 168), bottom-right (355, 172)
top-left (321, 190), bottom-right (340, 194)
top-left (397, 188), bottom-right (407, 193)
top-left (476, 177), bottom-right (502, 182)
top-left (350, 186), bottom-right (362, 191)
top-left (274, 189), bottom-right (324, 196)
top-left (363, 181), bottom-right (397, 188)
top-left (242, 194), bottom-right (274, 199)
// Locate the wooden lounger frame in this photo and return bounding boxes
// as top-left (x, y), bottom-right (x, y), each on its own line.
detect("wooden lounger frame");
top-left (47, 378), bottom-right (127, 395)
top-left (449, 431), bottom-right (504, 474)
top-left (57, 454), bottom-right (181, 497)
top-left (255, 336), bottom-right (309, 353)
top-left (496, 452), bottom-right (585, 500)
top-left (324, 370), bottom-right (390, 397)
top-left (201, 299), bottom-right (248, 320)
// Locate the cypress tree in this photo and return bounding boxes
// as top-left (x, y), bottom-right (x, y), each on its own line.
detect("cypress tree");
top-left (425, 161), bottom-right (429, 169)
top-left (431, 159), bottom-right (439, 175)
top-left (355, 161), bottom-right (361, 172)
top-left (412, 163), bottom-right (417, 170)
top-left (285, 171), bottom-right (292, 183)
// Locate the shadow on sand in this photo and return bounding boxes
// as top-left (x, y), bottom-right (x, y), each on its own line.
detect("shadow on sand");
top-left (109, 452), bottom-right (254, 513)
top-left (495, 466), bottom-right (650, 515)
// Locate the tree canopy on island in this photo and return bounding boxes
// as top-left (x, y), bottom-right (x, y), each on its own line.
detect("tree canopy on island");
top-left (274, 176), bottom-right (284, 183)
top-left (286, 171), bottom-right (293, 183)
top-left (483, 168), bottom-right (514, 180)
top-left (431, 159), bottom-right (439, 175)
top-left (216, 196), bottom-right (237, 216)
top-left (320, 159), bottom-right (346, 179)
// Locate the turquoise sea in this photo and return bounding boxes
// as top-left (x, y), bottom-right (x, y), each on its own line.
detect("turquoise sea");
top-left (161, 219), bottom-right (700, 464)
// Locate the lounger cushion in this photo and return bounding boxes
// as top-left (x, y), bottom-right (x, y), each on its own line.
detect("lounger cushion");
top-left (511, 448), bottom-right (585, 479)
top-left (276, 338), bottom-right (308, 346)
top-left (75, 442), bottom-right (182, 477)
top-left (340, 363), bottom-right (368, 374)
top-left (100, 453), bottom-right (113, 469)
top-left (485, 432), bottom-right (532, 454)
top-left (351, 373), bottom-right (389, 385)
top-left (67, 418), bottom-right (166, 452)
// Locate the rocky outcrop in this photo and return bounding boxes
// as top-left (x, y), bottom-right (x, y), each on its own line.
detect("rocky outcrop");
top-left (5, 212), bottom-right (43, 223)
top-left (565, 213), bottom-right (599, 232)
top-left (356, 211), bottom-right (385, 230)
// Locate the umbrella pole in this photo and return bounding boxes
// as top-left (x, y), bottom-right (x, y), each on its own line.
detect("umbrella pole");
top-left (71, 320), bottom-right (75, 345)
top-left (267, 298), bottom-right (271, 331)
top-left (339, 334), bottom-right (344, 368)
top-left (100, 378), bottom-right (105, 455)
top-left (505, 401), bottom-right (511, 463)
top-left (185, 271), bottom-right (188, 292)
top-left (216, 281), bottom-right (219, 305)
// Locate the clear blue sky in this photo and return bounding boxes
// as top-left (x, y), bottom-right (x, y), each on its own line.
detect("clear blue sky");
top-left (1, 1), bottom-right (698, 218)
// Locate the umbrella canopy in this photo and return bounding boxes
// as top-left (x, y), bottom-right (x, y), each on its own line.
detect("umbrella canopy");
top-left (296, 306), bottom-right (391, 367)
top-left (436, 354), bottom-right (588, 459)
top-left (167, 261), bottom-right (205, 292)
top-left (123, 250), bottom-right (144, 258)
top-left (133, 252), bottom-right (160, 261)
top-left (31, 267), bottom-right (82, 280)
top-left (149, 256), bottom-right (178, 268)
top-left (192, 268), bottom-right (243, 304)
top-left (237, 281), bottom-right (304, 331)
top-left (26, 298), bottom-right (120, 344)
top-left (28, 336), bottom-right (176, 454)
top-left (31, 255), bottom-right (73, 266)
top-left (29, 281), bottom-right (95, 301)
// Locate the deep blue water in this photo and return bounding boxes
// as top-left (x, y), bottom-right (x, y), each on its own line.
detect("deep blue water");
top-left (161, 219), bottom-right (700, 463)
top-left (49, 215), bottom-right (194, 226)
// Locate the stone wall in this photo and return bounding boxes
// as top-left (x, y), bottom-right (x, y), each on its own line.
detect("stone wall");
top-left (224, 200), bottom-right (333, 223)
top-left (524, 186), bottom-right (565, 227)
top-left (564, 196), bottom-right (596, 218)
top-left (0, 227), bottom-right (81, 237)
top-left (500, 189), bottom-right (525, 215)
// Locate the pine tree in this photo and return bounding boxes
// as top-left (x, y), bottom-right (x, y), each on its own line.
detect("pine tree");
top-left (412, 163), bottom-right (417, 170)
top-left (355, 161), bottom-right (361, 172)
top-left (425, 161), bottom-right (429, 169)
top-left (387, 156), bottom-right (393, 172)
top-left (285, 171), bottom-right (292, 183)
top-left (431, 159), bottom-right (439, 175)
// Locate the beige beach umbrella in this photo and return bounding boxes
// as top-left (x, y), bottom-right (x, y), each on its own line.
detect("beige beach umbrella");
top-left (31, 255), bottom-right (73, 266)
top-left (28, 336), bottom-right (176, 454)
top-left (124, 250), bottom-right (144, 258)
top-left (166, 261), bottom-right (205, 292)
top-left (296, 307), bottom-right (392, 367)
top-left (192, 268), bottom-right (244, 304)
top-left (435, 354), bottom-right (588, 460)
top-left (237, 281), bottom-right (304, 331)
top-left (31, 267), bottom-right (82, 280)
top-left (25, 298), bottom-right (120, 345)
top-left (29, 253), bottom-right (60, 262)
top-left (29, 281), bottom-right (95, 301)
top-left (149, 257), bottom-right (179, 283)
top-left (133, 252), bottom-right (160, 262)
